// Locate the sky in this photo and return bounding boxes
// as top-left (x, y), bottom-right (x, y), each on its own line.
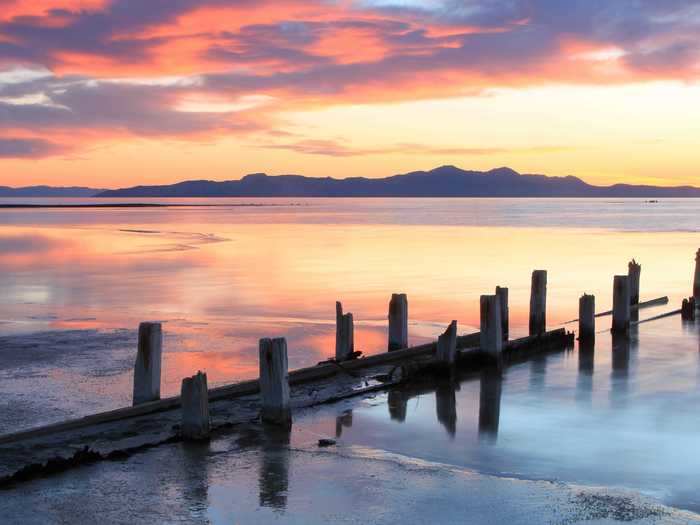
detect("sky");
top-left (1, 0), bottom-right (700, 188)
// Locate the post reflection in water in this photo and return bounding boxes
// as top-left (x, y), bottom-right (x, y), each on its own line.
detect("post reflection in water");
top-left (388, 389), bottom-right (408, 422)
top-left (610, 330), bottom-right (637, 408)
top-left (529, 353), bottom-right (547, 393)
top-left (478, 369), bottom-right (503, 443)
top-left (576, 339), bottom-right (595, 404)
top-left (435, 380), bottom-right (458, 438)
top-left (180, 440), bottom-right (211, 518)
top-left (258, 425), bottom-right (292, 512)
top-left (335, 410), bottom-right (353, 438)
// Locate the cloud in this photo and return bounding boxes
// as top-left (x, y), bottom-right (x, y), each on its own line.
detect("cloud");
top-left (0, 0), bottom-right (700, 158)
top-left (259, 138), bottom-right (570, 157)
top-left (0, 137), bottom-right (68, 158)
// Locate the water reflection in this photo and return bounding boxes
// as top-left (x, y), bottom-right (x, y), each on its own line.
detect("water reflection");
top-left (335, 410), bottom-right (353, 438)
top-left (610, 330), bottom-right (639, 408)
top-left (388, 389), bottom-right (408, 422)
top-left (435, 381), bottom-right (458, 438)
top-left (529, 354), bottom-right (547, 393)
top-left (181, 441), bottom-right (211, 515)
top-left (258, 426), bottom-right (291, 512)
top-left (478, 369), bottom-right (502, 443)
top-left (576, 340), bottom-right (595, 404)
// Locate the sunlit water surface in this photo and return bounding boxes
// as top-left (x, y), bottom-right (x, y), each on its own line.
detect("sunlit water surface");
top-left (1, 197), bottom-right (699, 516)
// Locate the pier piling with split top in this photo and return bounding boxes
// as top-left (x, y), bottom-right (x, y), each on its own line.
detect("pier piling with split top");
top-left (628, 260), bottom-right (641, 305)
top-left (180, 371), bottom-right (210, 440)
top-left (435, 320), bottom-right (458, 366)
top-left (335, 302), bottom-right (355, 362)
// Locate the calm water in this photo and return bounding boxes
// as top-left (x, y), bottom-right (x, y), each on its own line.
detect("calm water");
top-left (0, 198), bottom-right (698, 425)
top-left (1, 197), bottom-right (699, 518)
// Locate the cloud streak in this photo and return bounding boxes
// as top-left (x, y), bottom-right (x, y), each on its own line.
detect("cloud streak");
top-left (1, 0), bottom-right (700, 159)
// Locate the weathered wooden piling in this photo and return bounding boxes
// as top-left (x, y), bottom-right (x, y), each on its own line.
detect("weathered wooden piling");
top-left (180, 371), bottom-right (210, 440)
top-left (578, 294), bottom-right (595, 342)
top-left (480, 295), bottom-right (503, 356)
top-left (628, 259), bottom-right (641, 305)
top-left (681, 297), bottom-right (696, 321)
top-left (495, 286), bottom-right (509, 341)
top-left (388, 293), bottom-right (408, 351)
top-left (259, 338), bottom-right (291, 427)
top-left (132, 322), bottom-right (162, 406)
top-left (612, 275), bottom-right (631, 334)
top-left (694, 249), bottom-right (700, 303)
top-left (335, 302), bottom-right (355, 362)
top-left (529, 270), bottom-right (547, 336)
top-left (435, 320), bottom-right (458, 366)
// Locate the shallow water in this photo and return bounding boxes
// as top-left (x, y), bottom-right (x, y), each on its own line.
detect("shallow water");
top-left (0, 197), bottom-right (699, 519)
top-left (0, 198), bottom-right (698, 427)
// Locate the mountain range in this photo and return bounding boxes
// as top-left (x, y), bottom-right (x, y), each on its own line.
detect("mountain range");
top-left (97, 166), bottom-right (700, 198)
top-left (0, 185), bottom-right (105, 197)
top-left (4, 167), bottom-right (700, 198)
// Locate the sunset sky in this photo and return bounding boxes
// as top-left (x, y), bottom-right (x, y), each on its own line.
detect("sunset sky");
top-left (1, 0), bottom-right (700, 188)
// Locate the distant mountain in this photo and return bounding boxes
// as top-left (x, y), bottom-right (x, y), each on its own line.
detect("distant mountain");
top-left (96, 166), bottom-right (700, 198)
top-left (0, 186), bottom-right (104, 197)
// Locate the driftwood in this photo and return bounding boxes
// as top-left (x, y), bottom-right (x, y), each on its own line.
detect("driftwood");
top-left (564, 296), bottom-right (668, 324)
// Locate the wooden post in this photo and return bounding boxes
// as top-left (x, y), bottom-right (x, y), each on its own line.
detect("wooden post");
top-left (480, 295), bottom-right (503, 356)
top-left (682, 297), bottom-right (696, 321)
top-left (132, 322), bottom-right (162, 406)
top-left (628, 259), bottom-right (641, 305)
top-left (529, 270), bottom-right (547, 336)
top-left (612, 275), bottom-right (631, 334)
top-left (259, 338), bottom-right (291, 427)
top-left (694, 249), bottom-right (700, 303)
top-left (578, 294), bottom-right (595, 342)
top-left (335, 302), bottom-right (354, 362)
top-left (435, 320), bottom-right (457, 366)
top-left (180, 371), bottom-right (210, 440)
top-left (388, 293), bottom-right (408, 351)
top-left (495, 286), bottom-right (509, 342)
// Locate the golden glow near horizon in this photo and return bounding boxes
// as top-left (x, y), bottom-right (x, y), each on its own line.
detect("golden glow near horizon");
top-left (1, 1), bottom-right (700, 188)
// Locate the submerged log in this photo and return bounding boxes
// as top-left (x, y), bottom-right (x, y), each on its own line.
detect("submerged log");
top-left (578, 294), bottom-right (595, 342)
top-left (388, 293), bottom-right (408, 351)
top-left (180, 371), bottom-right (210, 440)
top-left (628, 259), bottom-right (641, 305)
top-left (133, 322), bottom-right (162, 406)
top-left (529, 270), bottom-right (547, 336)
top-left (495, 286), bottom-right (509, 342)
top-left (259, 338), bottom-right (292, 427)
top-left (612, 275), bottom-right (631, 335)
top-left (335, 302), bottom-right (355, 362)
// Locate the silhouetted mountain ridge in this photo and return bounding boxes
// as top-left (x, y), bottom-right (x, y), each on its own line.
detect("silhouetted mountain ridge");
top-left (0, 185), bottom-right (104, 197)
top-left (97, 166), bottom-right (700, 198)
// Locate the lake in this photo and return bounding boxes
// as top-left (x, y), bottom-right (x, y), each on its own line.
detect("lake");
top-left (1, 197), bottom-right (699, 517)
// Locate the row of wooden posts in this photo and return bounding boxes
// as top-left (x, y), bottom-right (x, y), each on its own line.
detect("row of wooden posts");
top-left (131, 249), bottom-right (700, 440)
